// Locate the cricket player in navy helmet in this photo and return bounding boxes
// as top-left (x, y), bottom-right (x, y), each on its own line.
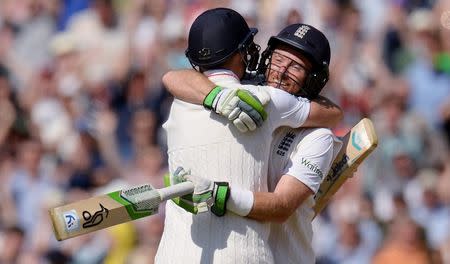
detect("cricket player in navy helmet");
top-left (260, 23), bottom-right (331, 99)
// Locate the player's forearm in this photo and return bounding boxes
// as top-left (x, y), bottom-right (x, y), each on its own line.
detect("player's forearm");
top-left (226, 188), bottom-right (293, 222)
top-left (246, 192), bottom-right (296, 222)
top-left (229, 176), bottom-right (313, 222)
top-left (303, 96), bottom-right (343, 128)
top-left (162, 69), bottom-right (216, 104)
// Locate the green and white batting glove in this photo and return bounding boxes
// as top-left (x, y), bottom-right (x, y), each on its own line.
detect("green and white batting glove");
top-left (164, 167), bottom-right (230, 216)
top-left (203, 86), bottom-right (270, 133)
top-left (164, 167), bottom-right (202, 214)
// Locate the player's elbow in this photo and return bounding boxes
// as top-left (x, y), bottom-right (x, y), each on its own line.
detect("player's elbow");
top-left (331, 107), bottom-right (344, 126)
top-left (272, 208), bottom-right (296, 223)
top-left (162, 71), bottom-right (176, 94)
top-left (272, 213), bottom-right (291, 223)
top-left (273, 198), bottom-right (297, 223)
top-left (307, 97), bottom-right (344, 128)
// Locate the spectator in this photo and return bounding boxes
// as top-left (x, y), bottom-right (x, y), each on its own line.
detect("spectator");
top-left (0, 64), bottom-right (16, 146)
top-left (0, 226), bottom-right (25, 263)
top-left (7, 140), bottom-right (58, 245)
top-left (372, 214), bottom-right (433, 264)
top-left (403, 8), bottom-right (450, 128)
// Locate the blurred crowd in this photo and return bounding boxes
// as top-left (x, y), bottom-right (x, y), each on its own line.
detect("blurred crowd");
top-left (0, 0), bottom-right (448, 263)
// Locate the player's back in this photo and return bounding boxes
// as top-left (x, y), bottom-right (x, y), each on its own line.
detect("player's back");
top-left (157, 74), bottom-right (274, 264)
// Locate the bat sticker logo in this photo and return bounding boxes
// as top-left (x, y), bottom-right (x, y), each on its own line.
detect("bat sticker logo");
top-left (82, 203), bottom-right (109, 228)
top-left (63, 210), bottom-right (80, 232)
top-left (327, 155), bottom-right (349, 182)
top-left (351, 131), bottom-right (362, 151)
top-left (66, 214), bottom-right (76, 227)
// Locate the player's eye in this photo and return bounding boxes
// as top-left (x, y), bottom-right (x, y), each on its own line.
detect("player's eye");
top-left (273, 54), bottom-right (283, 63)
top-left (290, 63), bottom-right (303, 72)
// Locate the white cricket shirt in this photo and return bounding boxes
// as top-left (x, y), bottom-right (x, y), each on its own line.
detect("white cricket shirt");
top-left (268, 127), bottom-right (342, 264)
top-left (155, 70), bottom-right (311, 264)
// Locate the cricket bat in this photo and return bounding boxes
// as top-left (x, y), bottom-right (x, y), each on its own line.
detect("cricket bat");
top-left (49, 181), bottom-right (194, 241)
top-left (312, 118), bottom-right (378, 218)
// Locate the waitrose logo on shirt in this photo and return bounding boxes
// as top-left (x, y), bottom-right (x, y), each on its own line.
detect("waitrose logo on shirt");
top-left (301, 158), bottom-right (324, 179)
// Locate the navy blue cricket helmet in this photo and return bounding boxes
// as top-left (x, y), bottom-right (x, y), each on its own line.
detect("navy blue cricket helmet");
top-left (185, 8), bottom-right (260, 72)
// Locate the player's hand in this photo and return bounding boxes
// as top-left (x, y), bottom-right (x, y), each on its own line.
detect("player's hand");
top-left (203, 87), bottom-right (270, 133)
top-left (182, 170), bottom-right (231, 217)
top-left (164, 167), bottom-right (202, 214)
top-left (165, 167), bottom-right (230, 216)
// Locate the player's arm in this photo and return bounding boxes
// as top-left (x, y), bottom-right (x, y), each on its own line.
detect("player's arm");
top-left (304, 95), bottom-right (343, 128)
top-left (246, 129), bottom-right (338, 221)
top-left (169, 129), bottom-right (338, 220)
top-left (244, 175), bottom-right (313, 222)
top-left (162, 69), bottom-right (214, 104)
top-left (163, 69), bottom-right (269, 133)
top-left (163, 70), bottom-right (343, 130)
top-left (268, 88), bottom-right (343, 129)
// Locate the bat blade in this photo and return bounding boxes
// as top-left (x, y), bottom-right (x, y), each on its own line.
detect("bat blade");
top-left (313, 118), bottom-right (378, 218)
top-left (50, 182), bottom-right (194, 241)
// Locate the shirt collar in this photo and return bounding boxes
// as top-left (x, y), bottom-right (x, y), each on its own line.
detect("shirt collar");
top-left (204, 69), bottom-right (240, 84)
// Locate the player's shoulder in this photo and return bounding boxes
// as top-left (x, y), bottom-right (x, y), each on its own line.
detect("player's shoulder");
top-left (300, 128), bottom-right (336, 143)
top-left (299, 128), bottom-right (343, 157)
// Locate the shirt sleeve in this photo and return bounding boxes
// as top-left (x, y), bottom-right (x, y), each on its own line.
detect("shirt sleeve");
top-left (266, 87), bottom-right (311, 128)
top-left (283, 129), bottom-right (340, 194)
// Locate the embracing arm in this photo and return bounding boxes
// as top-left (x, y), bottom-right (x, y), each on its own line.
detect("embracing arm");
top-left (246, 129), bottom-right (338, 221)
top-left (270, 90), bottom-right (343, 130)
top-left (163, 69), bottom-right (269, 132)
top-left (162, 69), bottom-right (215, 104)
top-left (244, 175), bottom-right (313, 222)
top-left (168, 170), bottom-right (312, 221)
top-left (303, 95), bottom-right (343, 128)
top-left (229, 129), bottom-right (339, 221)
top-left (171, 129), bottom-right (338, 221)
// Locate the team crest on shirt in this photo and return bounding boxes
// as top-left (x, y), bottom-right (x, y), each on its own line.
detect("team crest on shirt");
top-left (276, 132), bottom-right (296, 156)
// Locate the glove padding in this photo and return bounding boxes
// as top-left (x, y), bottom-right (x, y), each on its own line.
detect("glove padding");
top-left (203, 87), bottom-right (270, 133)
top-left (164, 167), bottom-right (230, 216)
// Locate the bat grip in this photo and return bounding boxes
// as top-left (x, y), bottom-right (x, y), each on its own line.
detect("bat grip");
top-left (158, 182), bottom-right (195, 201)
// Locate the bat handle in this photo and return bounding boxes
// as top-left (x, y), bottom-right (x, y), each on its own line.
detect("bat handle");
top-left (158, 182), bottom-right (195, 201)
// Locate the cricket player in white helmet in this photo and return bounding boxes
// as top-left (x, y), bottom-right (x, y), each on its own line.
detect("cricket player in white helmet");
top-left (163, 21), bottom-right (342, 263)
top-left (156, 8), bottom-right (342, 264)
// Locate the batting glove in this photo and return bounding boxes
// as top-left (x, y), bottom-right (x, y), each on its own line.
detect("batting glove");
top-left (203, 86), bottom-right (269, 133)
top-left (164, 167), bottom-right (230, 216)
